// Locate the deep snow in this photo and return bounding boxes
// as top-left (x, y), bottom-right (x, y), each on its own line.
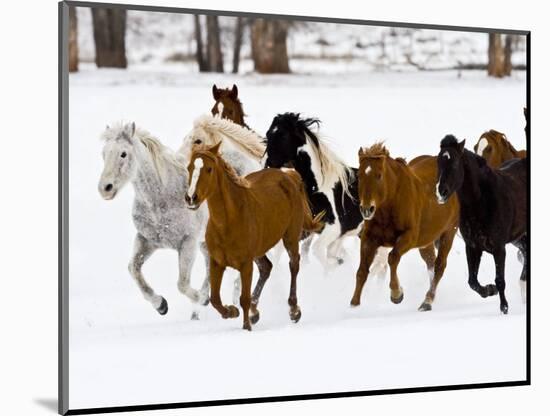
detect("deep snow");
top-left (68, 67), bottom-right (527, 409)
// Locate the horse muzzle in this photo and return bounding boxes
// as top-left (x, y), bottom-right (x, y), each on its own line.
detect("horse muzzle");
top-left (360, 204), bottom-right (376, 221)
top-left (185, 193), bottom-right (201, 210)
top-left (99, 182), bottom-right (117, 200)
top-left (435, 184), bottom-right (449, 205)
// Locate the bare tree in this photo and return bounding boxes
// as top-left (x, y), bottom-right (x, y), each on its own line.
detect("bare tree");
top-left (503, 34), bottom-right (513, 76)
top-left (206, 16), bottom-right (224, 72)
top-left (251, 19), bottom-right (290, 74)
top-left (91, 8), bottom-right (127, 68)
top-left (68, 6), bottom-right (78, 72)
top-left (232, 17), bottom-right (244, 74)
top-left (194, 15), bottom-right (207, 72)
top-left (488, 33), bottom-right (505, 78)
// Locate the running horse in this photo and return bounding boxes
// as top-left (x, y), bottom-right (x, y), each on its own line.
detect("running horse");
top-left (436, 135), bottom-right (527, 313)
top-left (185, 142), bottom-right (324, 330)
top-left (473, 129), bottom-right (526, 169)
top-left (351, 143), bottom-right (460, 311)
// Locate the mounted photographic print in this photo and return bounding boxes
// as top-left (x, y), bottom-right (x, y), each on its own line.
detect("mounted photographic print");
top-left (59, 1), bottom-right (530, 414)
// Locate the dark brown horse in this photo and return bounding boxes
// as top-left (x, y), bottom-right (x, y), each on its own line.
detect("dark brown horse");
top-left (211, 84), bottom-right (249, 128)
top-left (185, 142), bottom-right (323, 330)
top-left (473, 129), bottom-right (526, 169)
top-left (351, 143), bottom-right (460, 311)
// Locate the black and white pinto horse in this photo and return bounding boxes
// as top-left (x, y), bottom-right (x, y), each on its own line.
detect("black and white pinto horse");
top-left (436, 135), bottom-right (527, 313)
top-left (264, 113), bottom-right (388, 273)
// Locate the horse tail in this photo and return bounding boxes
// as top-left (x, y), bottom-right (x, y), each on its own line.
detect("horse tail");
top-left (283, 168), bottom-right (325, 233)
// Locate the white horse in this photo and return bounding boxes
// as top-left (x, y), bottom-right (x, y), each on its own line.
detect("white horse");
top-left (98, 121), bottom-right (213, 319)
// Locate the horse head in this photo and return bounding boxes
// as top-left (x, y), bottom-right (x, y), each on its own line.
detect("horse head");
top-left (357, 143), bottom-right (392, 220)
top-left (211, 84), bottom-right (246, 126)
top-left (185, 142), bottom-right (222, 210)
top-left (98, 122), bottom-right (138, 200)
top-left (436, 135), bottom-right (466, 204)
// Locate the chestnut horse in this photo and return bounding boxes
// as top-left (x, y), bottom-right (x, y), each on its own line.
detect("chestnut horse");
top-left (473, 129), bottom-right (526, 169)
top-left (351, 143), bottom-right (460, 311)
top-left (211, 84), bottom-right (249, 128)
top-left (185, 142), bottom-right (323, 330)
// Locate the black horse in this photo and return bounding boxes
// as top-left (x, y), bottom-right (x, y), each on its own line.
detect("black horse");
top-left (264, 113), bottom-right (374, 269)
top-left (436, 135), bottom-right (527, 314)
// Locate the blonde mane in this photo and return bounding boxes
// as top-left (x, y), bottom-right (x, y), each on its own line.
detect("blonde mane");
top-left (102, 122), bottom-right (185, 182)
top-left (359, 142), bottom-right (390, 159)
top-left (481, 129), bottom-right (519, 155)
top-left (304, 128), bottom-right (353, 195)
top-left (192, 114), bottom-right (265, 161)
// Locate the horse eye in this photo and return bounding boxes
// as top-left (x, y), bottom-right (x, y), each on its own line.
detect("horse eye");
top-left (486, 146), bottom-right (492, 153)
top-left (376, 173), bottom-right (382, 180)
top-left (194, 139), bottom-right (202, 145)
top-left (207, 167), bottom-right (212, 173)
top-left (121, 152), bottom-right (127, 158)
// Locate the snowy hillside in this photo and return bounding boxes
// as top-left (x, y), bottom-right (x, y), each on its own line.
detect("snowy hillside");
top-left (68, 65), bottom-right (527, 410)
top-left (76, 7), bottom-right (526, 73)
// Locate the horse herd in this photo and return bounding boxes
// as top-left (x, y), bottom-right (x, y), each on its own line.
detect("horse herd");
top-left (98, 84), bottom-right (528, 331)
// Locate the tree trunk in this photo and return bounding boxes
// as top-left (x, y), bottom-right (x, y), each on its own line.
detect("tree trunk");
top-left (232, 17), bottom-right (244, 74)
top-left (91, 8), bottom-right (127, 68)
top-left (251, 19), bottom-right (290, 74)
top-left (68, 6), bottom-right (78, 72)
top-left (503, 34), bottom-right (513, 76)
top-left (194, 15), bottom-right (207, 72)
top-left (206, 16), bottom-right (224, 72)
top-left (488, 33), bottom-right (505, 78)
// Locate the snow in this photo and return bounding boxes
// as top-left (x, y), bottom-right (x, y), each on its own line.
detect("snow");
top-left (68, 67), bottom-right (527, 410)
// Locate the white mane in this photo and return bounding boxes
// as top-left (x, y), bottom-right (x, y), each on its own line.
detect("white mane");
top-left (102, 122), bottom-right (185, 182)
top-left (303, 128), bottom-right (353, 197)
top-left (186, 114), bottom-right (266, 161)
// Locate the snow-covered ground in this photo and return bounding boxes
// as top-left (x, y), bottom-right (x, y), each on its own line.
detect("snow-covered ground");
top-left (68, 67), bottom-right (527, 410)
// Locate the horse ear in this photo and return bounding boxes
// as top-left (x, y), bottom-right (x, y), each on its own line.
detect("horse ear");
top-left (358, 147), bottom-right (365, 157)
top-left (230, 84), bottom-right (238, 99)
top-left (210, 141), bottom-right (222, 154)
top-left (124, 122), bottom-right (136, 139)
top-left (212, 84), bottom-right (220, 100)
top-left (458, 139), bottom-right (466, 153)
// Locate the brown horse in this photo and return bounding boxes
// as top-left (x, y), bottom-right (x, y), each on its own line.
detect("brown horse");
top-left (185, 142), bottom-right (323, 330)
top-left (473, 129), bottom-right (526, 169)
top-left (211, 84), bottom-right (249, 128)
top-left (351, 143), bottom-right (460, 311)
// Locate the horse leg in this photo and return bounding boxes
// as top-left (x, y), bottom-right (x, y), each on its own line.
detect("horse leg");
top-left (128, 234), bottom-right (166, 314)
top-left (350, 237), bottom-right (379, 306)
top-left (327, 237), bottom-right (346, 265)
top-left (370, 246), bottom-right (390, 279)
top-left (267, 240), bottom-right (285, 267)
top-left (300, 233), bottom-right (314, 264)
top-left (283, 237), bottom-right (302, 323)
top-left (177, 236), bottom-right (204, 320)
top-left (209, 258), bottom-right (239, 320)
top-left (512, 235), bottom-right (527, 304)
top-left (465, 244), bottom-right (498, 298)
top-left (198, 242), bottom-right (211, 305)
top-left (239, 261), bottom-right (254, 331)
top-left (312, 224), bottom-right (340, 269)
top-left (387, 234), bottom-right (415, 304)
top-left (250, 255), bottom-right (273, 325)
top-left (418, 244), bottom-right (436, 282)
top-left (493, 247), bottom-right (509, 314)
top-left (418, 229), bottom-right (455, 311)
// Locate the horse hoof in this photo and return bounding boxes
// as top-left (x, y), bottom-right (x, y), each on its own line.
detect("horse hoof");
top-left (201, 297), bottom-right (210, 306)
top-left (250, 311), bottom-right (260, 325)
top-left (156, 297), bottom-right (168, 315)
top-left (485, 284), bottom-right (498, 297)
top-left (501, 304), bottom-right (509, 315)
top-left (337, 258), bottom-right (344, 265)
top-left (350, 298), bottom-right (360, 307)
top-left (391, 291), bottom-right (404, 304)
top-left (190, 311), bottom-right (199, 320)
top-left (225, 305), bottom-right (240, 319)
top-left (418, 302), bottom-right (432, 312)
top-left (290, 307), bottom-right (302, 323)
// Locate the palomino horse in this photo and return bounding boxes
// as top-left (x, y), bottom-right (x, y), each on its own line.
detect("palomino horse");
top-left (351, 143), bottom-right (460, 311)
top-left (98, 122), bottom-right (210, 319)
top-left (185, 143), bottom-right (323, 330)
top-left (473, 129), bottom-right (526, 169)
top-left (264, 113), bottom-right (389, 274)
top-left (211, 84), bottom-right (250, 129)
top-left (436, 135), bottom-right (527, 312)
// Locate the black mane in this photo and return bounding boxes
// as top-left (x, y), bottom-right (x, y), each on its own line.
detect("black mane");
top-left (270, 112), bottom-right (322, 148)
